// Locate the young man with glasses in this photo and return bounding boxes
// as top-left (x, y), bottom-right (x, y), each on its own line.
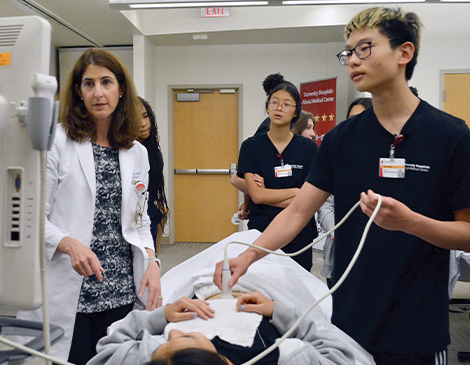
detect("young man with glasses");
top-left (215, 7), bottom-right (470, 364)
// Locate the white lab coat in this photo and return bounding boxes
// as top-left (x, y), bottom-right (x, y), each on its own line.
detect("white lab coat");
top-left (16, 125), bottom-right (154, 361)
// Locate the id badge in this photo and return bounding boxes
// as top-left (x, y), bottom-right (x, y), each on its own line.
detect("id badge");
top-left (275, 164), bottom-right (292, 178)
top-left (379, 158), bottom-right (405, 178)
top-left (134, 180), bottom-right (146, 194)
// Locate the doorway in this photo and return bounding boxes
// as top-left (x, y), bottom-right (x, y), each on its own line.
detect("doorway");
top-left (172, 88), bottom-right (239, 243)
top-left (441, 71), bottom-right (470, 127)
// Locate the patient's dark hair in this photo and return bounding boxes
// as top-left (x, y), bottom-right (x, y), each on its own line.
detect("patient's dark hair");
top-left (148, 348), bottom-right (229, 365)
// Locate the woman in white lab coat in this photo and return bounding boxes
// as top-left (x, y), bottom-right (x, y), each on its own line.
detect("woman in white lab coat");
top-left (17, 49), bottom-right (162, 364)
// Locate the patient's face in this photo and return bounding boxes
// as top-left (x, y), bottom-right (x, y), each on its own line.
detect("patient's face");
top-left (153, 329), bottom-right (217, 359)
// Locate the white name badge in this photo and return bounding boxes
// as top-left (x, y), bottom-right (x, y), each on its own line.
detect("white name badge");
top-left (379, 158), bottom-right (405, 178)
top-left (275, 164), bottom-right (292, 178)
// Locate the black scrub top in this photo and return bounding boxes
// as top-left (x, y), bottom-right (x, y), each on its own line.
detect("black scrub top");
top-left (237, 133), bottom-right (318, 269)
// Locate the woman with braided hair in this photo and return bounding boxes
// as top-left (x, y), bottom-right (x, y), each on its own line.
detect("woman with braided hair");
top-left (138, 97), bottom-right (169, 254)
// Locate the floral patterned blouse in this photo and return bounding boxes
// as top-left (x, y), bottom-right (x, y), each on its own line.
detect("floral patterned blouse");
top-left (77, 144), bottom-right (135, 313)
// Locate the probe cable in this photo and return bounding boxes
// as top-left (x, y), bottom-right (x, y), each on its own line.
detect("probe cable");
top-left (222, 195), bottom-right (382, 365)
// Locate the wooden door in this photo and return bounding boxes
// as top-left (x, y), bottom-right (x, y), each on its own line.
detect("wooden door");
top-left (173, 89), bottom-right (238, 242)
top-left (444, 73), bottom-right (470, 127)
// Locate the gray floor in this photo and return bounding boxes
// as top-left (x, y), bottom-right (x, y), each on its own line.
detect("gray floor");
top-left (449, 298), bottom-right (470, 364)
top-left (2, 242), bottom-right (469, 364)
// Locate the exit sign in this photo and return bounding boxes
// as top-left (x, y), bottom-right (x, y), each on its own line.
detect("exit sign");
top-left (201, 8), bottom-right (230, 17)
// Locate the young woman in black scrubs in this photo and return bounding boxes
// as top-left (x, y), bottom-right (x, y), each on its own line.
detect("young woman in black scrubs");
top-left (236, 80), bottom-right (318, 270)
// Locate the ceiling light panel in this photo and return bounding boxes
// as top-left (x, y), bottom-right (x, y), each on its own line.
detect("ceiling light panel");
top-left (283, 0), bottom-right (424, 4)
top-left (109, 0), bottom-right (269, 9)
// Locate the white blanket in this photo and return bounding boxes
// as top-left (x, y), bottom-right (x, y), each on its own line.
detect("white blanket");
top-left (164, 298), bottom-right (262, 347)
top-left (160, 230), bottom-right (374, 365)
top-left (161, 230), bottom-right (332, 320)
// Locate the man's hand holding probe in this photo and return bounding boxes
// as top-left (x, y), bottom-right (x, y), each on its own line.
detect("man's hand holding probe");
top-left (214, 183), bottom-right (329, 289)
top-left (214, 246), bottom-right (263, 290)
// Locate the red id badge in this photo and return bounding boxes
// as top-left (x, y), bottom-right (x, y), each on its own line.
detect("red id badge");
top-left (379, 158), bottom-right (405, 178)
top-left (275, 164), bottom-right (292, 178)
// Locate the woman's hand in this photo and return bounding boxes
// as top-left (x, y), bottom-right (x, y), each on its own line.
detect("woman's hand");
top-left (236, 291), bottom-right (274, 318)
top-left (57, 236), bottom-right (104, 282)
top-left (237, 202), bottom-right (250, 220)
top-left (252, 174), bottom-right (265, 188)
top-left (139, 260), bottom-right (162, 311)
top-left (164, 297), bottom-right (215, 322)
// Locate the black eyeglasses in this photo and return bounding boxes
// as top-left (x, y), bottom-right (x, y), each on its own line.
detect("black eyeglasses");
top-left (336, 39), bottom-right (394, 66)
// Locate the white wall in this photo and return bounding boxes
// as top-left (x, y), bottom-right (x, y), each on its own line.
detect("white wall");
top-left (152, 42), bottom-right (345, 135)
top-left (150, 42), bottom-right (347, 165)
top-left (136, 41), bottom-right (346, 240)
top-left (149, 40), bottom-right (347, 152)
top-left (145, 32), bottom-right (470, 176)
top-left (134, 23), bottom-right (470, 241)
top-left (413, 34), bottom-right (470, 108)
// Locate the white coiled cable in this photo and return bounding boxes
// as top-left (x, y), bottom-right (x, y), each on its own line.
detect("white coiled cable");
top-left (221, 195), bottom-right (383, 365)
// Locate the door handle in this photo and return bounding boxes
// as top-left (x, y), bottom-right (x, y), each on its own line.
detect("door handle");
top-left (174, 169), bottom-right (197, 174)
top-left (197, 169), bottom-right (230, 175)
top-left (175, 163), bottom-right (237, 175)
top-left (174, 169), bottom-right (229, 175)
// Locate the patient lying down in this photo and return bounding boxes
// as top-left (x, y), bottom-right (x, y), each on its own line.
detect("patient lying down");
top-left (88, 231), bottom-right (375, 364)
top-left (87, 289), bottom-right (372, 365)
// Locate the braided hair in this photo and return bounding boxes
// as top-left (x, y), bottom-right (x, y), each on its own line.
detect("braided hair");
top-left (139, 97), bottom-right (168, 220)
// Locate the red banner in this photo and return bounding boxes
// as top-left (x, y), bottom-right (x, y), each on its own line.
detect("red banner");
top-left (300, 78), bottom-right (337, 146)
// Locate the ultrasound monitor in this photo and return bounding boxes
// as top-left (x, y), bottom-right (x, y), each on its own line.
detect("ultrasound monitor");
top-left (0, 15), bottom-right (55, 310)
